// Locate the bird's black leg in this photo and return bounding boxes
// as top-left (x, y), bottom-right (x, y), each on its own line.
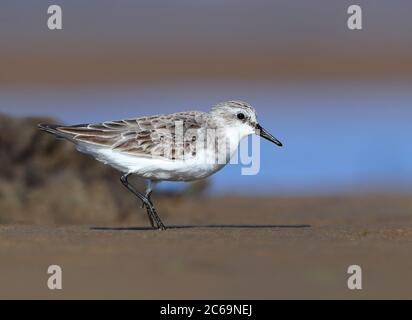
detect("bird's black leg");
top-left (140, 181), bottom-right (154, 208)
top-left (120, 174), bottom-right (155, 228)
top-left (140, 181), bottom-right (163, 229)
top-left (120, 174), bottom-right (166, 230)
top-left (140, 181), bottom-right (159, 228)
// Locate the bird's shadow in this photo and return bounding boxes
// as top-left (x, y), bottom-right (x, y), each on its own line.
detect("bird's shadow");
top-left (90, 224), bottom-right (311, 231)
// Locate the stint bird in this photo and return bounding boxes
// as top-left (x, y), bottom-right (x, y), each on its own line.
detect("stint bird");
top-left (39, 100), bottom-right (282, 230)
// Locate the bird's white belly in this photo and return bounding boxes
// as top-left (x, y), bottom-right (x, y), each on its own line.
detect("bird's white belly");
top-left (88, 147), bottom-right (226, 181)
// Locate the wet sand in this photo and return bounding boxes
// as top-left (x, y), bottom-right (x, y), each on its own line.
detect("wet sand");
top-left (0, 195), bottom-right (411, 299)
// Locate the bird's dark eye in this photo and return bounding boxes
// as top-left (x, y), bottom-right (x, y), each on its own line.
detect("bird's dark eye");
top-left (237, 113), bottom-right (245, 120)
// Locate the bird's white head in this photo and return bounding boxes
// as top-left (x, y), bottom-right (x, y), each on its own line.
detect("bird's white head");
top-left (210, 100), bottom-right (283, 146)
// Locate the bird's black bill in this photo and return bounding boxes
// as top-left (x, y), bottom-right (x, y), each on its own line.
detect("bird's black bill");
top-left (256, 123), bottom-right (283, 147)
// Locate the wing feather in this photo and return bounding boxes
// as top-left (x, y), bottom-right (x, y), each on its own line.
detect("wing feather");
top-left (47, 111), bottom-right (208, 160)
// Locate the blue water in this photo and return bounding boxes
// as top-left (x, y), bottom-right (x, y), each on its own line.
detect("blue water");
top-left (1, 82), bottom-right (411, 195)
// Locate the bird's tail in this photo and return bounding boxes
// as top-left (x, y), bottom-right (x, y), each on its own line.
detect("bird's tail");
top-left (38, 123), bottom-right (74, 142)
top-left (38, 123), bottom-right (60, 134)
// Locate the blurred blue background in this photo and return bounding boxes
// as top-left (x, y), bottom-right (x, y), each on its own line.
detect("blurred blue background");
top-left (1, 82), bottom-right (411, 195)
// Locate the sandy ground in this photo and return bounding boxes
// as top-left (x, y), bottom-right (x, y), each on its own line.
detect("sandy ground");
top-left (0, 195), bottom-right (411, 299)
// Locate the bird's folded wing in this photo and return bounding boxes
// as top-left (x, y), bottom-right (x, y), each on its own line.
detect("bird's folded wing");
top-left (50, 111), bottom-right (206, 160)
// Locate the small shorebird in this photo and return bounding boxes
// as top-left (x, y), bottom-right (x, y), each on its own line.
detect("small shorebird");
top-left (39, 100), bottom-right (282, 230)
